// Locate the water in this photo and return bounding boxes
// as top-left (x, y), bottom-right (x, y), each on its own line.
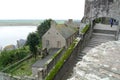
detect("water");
top-left (0, 26), bottom-right (37, 48)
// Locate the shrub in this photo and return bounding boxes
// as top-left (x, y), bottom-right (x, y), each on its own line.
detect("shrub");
top-left (0, 47), bottom-right (30, 70)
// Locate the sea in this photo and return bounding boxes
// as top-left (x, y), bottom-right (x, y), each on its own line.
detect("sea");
top-left (0, 26), bottom-right (37, 49)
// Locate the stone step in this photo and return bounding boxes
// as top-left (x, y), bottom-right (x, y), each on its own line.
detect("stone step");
top-left (93, 24), bottom-right (118, 31)
top-left (76, 24), bottom-right (117, 63)
top-left (92, 33), bottom-right (115, 38)
top-left (76, 58), bottom-right (82, 61)
top-left (88, 40), bottom-right (103, 44)
top-left (87, 44), bottom-right (100, 48)
top-left (82, 47), bottom-right (92, 54)
top-left (78, 53), bottom-right (86, 57)
top-left (92, 35), bottom-right (115, 40)
top-left (90, 37), bottom-right (115, 42)
top-left (93, 29), bottom-right (117, 35)
top-left (76, 52), bottom-right (86, 61)
top-left (92, 32), bottom-right (115, 35)
top-left (88, 40), bottom-right (109, 45)
top-left (118, 34), bottom-right (120, 40)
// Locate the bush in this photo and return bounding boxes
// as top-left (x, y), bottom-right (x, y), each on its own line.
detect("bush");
top-left (0, 47), bottom-right (30, 70)
top-left (95, 18), bottom-right (102, 23)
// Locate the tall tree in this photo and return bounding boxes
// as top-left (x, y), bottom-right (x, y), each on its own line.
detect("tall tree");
top-left (37, 19), bottom-right (52, 40)
top-left (26, 32), bottom-right (39, 59)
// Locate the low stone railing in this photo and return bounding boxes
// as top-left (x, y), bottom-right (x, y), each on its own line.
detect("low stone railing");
top-left (1, 54), bottom-right (32, 72)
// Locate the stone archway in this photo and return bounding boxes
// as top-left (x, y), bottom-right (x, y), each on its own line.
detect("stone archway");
top-left (92, 17), bottom-right (119, 25)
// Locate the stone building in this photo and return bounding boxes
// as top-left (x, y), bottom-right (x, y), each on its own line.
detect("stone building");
top-left (42, 20), bottom-right (78, 50)
top-left (65, 19), bottom-right (81, 28)
top-left (82, 0), bottom-right (120, 39)
top-left (84, 0), bottom-right (120, 24)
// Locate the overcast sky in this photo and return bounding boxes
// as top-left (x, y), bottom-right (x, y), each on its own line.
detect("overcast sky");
top-left (0, 0), bottom-right (85, 20)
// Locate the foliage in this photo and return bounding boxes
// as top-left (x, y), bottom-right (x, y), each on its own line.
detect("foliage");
top-left (45, 39), bottom-right (79, 80)
top-left (0, 48), bottom-right (29, 70)
top-left (6, 57), bottom-right (37, 76)
top-left (26, 32), bottom-right (39, 59)
top-left (37, 19), bottom-right (52, 40)
top-left (81, 24), bottom-right (90, 34)
top-left (95, 18), bottom-right (102, 23)
top-left (26, 19), bottom-right (53, 58)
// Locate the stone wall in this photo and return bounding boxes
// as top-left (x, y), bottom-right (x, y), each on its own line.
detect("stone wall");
top-left (84, 0), bottom-right (120, 23)
top-left (0, 23), bottom-right (92, 80)
top-left (43, 48), bottom-right (65, 79)
top-left (53, 24), bottom-right (92, 80)
top-left (32, 48), bottom-right (65, 80)
top-left (68, 41), bottom-right (120, 80)
top-left (42, 26), bottom-right (66, 50)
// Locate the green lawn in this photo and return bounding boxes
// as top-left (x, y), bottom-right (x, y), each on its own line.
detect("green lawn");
top-left (7, 56), bottom-right (41, 76)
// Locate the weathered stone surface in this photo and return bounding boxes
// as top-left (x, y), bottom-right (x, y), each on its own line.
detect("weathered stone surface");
top-left (84, 0), bottom-right (120, 23)
top-left (68, 41), bottom-right (120, 80)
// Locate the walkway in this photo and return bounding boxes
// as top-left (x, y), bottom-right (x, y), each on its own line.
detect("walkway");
top-left (65, 23), bottom-right (117, 80)
top-left (94, 23), bottom-right (117, 31)
top-left (32, 48), bottom-right (59, 68)
top-left (79, 23), bottom-right (117, 58)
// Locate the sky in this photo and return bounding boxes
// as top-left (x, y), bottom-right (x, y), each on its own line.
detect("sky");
top-left (0, 0), bottom-right (85, 20)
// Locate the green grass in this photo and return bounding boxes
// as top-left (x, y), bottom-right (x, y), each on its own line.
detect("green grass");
top-left (6, 56), bottom-right (41, 76)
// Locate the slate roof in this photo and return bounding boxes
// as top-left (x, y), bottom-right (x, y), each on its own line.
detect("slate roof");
top-left (55, 24), bottom-right (77, 39)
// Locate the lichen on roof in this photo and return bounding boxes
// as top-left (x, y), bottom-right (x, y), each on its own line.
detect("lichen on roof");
top-left (55, 24), bottom-right (77, 39)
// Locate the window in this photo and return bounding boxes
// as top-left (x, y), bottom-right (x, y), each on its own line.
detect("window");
top-left (46, 40), bottom-right (49, 46)
top-left (57, 41), bottom-right (61, 48)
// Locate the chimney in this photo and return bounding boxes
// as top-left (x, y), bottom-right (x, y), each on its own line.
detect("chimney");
top-left (68, 19), bottom-right (73, 23)
top-left (51, 20), bottom-right (57, 28)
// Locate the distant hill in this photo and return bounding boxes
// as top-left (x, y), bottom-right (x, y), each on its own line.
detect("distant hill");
top-left (0, 19), bottom-right (80, 26)
top-left (0, 20), bottom-right (41, 26)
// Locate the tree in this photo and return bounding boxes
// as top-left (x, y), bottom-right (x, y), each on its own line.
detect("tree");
top-left (37, 19), bottom-right (52, 40)
top-left (26, 32), bottom-right (39, 59)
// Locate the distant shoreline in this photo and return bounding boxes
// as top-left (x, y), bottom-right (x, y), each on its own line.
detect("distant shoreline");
top-left (0, 20), bottom-right (41, 26)
top-left (0, 23), bottom-right (39, 26)
top-left (0, 19), bottom-right (80, 26)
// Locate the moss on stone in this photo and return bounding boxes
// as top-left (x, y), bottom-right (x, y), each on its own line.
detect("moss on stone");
top-left (81, 24), bottom-right (90, 34)
top-left (45, 38), bottom-right (79, 80)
